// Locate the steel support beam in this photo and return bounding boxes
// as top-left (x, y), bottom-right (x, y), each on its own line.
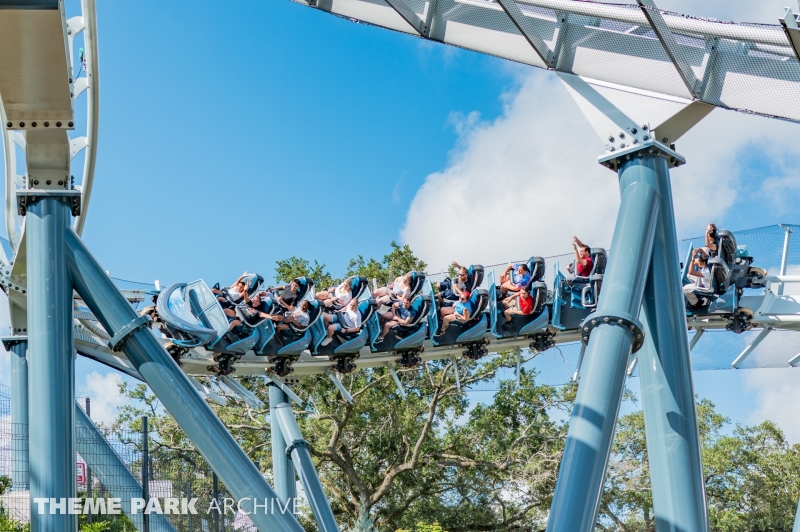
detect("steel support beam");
top-left (731, 326), bottom-right (772, 369)
top-left (638, 148), bottom-right (709, 531)
top-left (74, 402), bottom-right (177, 532)
top-left (496, 0), bottom-right (551, 66)
top-left (270, 385), bottom-right (297, 504)
top-left (28, 196), bottom-right (76, 532)
top-left (327, 370), bottom-right (354, 403)
top-left (2, 336), bottom-right (28, 491)
top-left (689, 327), bottom-right (704, 350)
top-left (779, 224), bottom-right (792, 296)
top-left (793, 494), bottom-right (800, 532)
top-left (62, 228), bottom-right (304, 532)
top-left (572, 342), bottom-right (586, 381)
top-left (274, 403), bottom-right (340, 532)
top-left (546, 159), bottom-right (660, 532)
top-left (637, 0), bottom-right (699, 98)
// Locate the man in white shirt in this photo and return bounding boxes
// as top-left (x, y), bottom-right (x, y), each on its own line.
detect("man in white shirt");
top-left (683, 253), bottom-right (711, 306)
top-left (322, 299), bottom-right (362, 346)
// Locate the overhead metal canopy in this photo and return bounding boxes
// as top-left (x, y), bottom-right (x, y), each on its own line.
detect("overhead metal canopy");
top-left (0, 3), bottom-right (73, 125)
top-left (298, 0), bottom-right (800, 122)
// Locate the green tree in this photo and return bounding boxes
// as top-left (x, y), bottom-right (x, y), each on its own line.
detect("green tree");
top-left (275, 256), bottom-right (338, 290)
top-left (346, 241), bottom-right (427, 287)
top-left (113, 352), bottom-right (569, 531)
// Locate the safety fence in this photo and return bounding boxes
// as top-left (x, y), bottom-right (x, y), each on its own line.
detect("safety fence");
top-left (0, 390), bottom-right (258, 532)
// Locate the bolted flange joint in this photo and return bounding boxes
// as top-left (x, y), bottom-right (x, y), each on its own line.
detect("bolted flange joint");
top-left (598, 139), bottom-right (685, 172)
top-left (580, 311), bottom-right (645, 353)
top-left (0, 335), bottom-right (27, 351)
top-left (108, 315), bottom-right (152, 352)
top-left (17, 189), bottom-right (81, 217)
top-left (285, 437), bottom-right (310, 458)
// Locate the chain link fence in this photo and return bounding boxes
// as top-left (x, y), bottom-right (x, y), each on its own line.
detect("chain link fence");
top-left (0, 388), bottom-right (260, 532)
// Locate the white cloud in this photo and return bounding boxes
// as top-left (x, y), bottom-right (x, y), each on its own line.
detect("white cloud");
top-left (78, 371), bottom-right (128, 425)
top-left (744, 369), bottom-right (800, 444)
top-left (401, 71), bottom-right (618, 270)
top-left (400, 67), bottom-right (800, 271)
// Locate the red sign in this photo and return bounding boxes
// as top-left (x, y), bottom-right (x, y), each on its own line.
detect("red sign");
top-left (77, 462), bottom-right (86, 485)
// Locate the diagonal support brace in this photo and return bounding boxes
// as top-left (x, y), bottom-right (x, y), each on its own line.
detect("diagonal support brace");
top-left (384, 0), bottom-right (428, 36)
top-left (496, 0), bottom-right (551, 66)
top-left (636, 0), bottom-right (699, 98)
top-left (780, 8), bottom-right (800, 64)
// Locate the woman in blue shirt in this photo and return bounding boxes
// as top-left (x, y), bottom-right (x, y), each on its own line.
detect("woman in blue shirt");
top-left (439, 291), bottom-right (471, 334)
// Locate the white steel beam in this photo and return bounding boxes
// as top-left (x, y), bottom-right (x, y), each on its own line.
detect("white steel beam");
top-left (787, 351), bottom-right (800, 367)
top-left (266, 374), bottom-right (303, 404)
top-left (689, 328), bottom-right (704, 350)
top-left (731, 327), bottom-right (772, 369)
top-left (326, 370), bottom-right (354, 403)
top-left (780, 8), bottom-right (800, 63)
top-left (387, 363), bottom-right (406, 399)
top-left (219, 376), bottom-right (265, 409)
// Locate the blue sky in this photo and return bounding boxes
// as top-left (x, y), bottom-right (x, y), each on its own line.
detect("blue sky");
top-left (2, 0), bottom-right (800, 437)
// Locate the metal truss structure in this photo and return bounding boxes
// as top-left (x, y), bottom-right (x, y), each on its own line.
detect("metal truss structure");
top-left (1, 0), bottom-right (800, 531)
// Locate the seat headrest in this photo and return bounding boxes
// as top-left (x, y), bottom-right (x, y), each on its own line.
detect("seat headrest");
top-left (406, 295), bottom-right (431, 327)
top-left (358, 298), bottom-right (377, 321)
top-left (529, 256), bottom-right (545, 282)
top-left (469, 288), bottom-right (489, 314)
top-left (468, 265), bottom-right (484, 291)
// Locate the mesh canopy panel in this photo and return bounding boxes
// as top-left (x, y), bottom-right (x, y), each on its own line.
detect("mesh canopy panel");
top-left (299, 0), bottom-right (800, 121)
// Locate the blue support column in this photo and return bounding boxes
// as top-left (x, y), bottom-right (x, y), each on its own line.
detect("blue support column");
top-left (274, 402), bottom-right (340, 532)
top-left (639, 152), bottom-right (709, 531)
top-left (27, 197), bottom-right (76, 532)
top-left (62, 228), bottom-right (304, 532)
top-left (793, 497), bottom-right (800, 532)
top-left (270, 384), bottom-right (296, 504)
top-left (546, 154), bottom-right (660, 532)
top-left (2, 337), bottom-right (29, 491)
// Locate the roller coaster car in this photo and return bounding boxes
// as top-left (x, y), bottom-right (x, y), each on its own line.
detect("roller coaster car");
top-left (215, 273), bottom-right (264, 308)
top-left (490, 257), bottom-right (550, 341)
top-left (370, 294), bottom-right (433, 354)
top-left (682, 230), bottom-right (764, 332)
top-left (551, 249), bottom-right (608, 330)
top-left (429, 288), bottom-right (491, 359)
top-left (311, 299), bottom-right (378, 362)
top-left (156, 280), bottom-right (263, 375)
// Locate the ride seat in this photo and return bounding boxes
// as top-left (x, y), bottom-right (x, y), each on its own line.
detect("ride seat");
top-left (221, 273), bottom-right (263, 304)
top-left (717, 230), bottom-right (737, 268)
top-left (406, 272), bottom-right (427, 300)
top-left (348, 276), bottom-right (369, 300)
top-left (287, 300), bottom-right (323, 335)
top-left (335, 299), bottom-right (377, 341)
top-left (529, 281), bottom-right (547, 316)
top-left (293, 276), bottom-right (315, 302)
top-left (463, 289), bottom-right (489, 328)
top-left (467, 265), bottom-right (484, 292)
top-left (396, 295), bottom-right (432, 335)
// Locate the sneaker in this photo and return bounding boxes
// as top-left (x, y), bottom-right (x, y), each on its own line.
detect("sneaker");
top-left (321, 337), bottom-right (333, 346)
top-left (375, 336), bottom-right (384, 344)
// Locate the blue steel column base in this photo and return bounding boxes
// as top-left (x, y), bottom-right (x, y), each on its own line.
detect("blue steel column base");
top-left (26, 197), bottom-right (76, 532)
top-left (3, 336), bottom-right (28, 491)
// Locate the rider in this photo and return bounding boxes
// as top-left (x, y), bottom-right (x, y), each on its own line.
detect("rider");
top-left (436, 262), bottom-right (469, 307)
top-left (570, 236), bottom-right (593, 279)
top-left (321, 298), bottom-right (362, 346)
top-left (438, 291), bottom-right (471, 334)
top-left (275, 300), bottom-right (311, 333)
top-left (317, 278), bottom-right (353, 309)
top-left (683, 251), bottom-right (711, 307)
top-left (273, 279), bottom-right (301, 313)
top-left (694, 223), bottom-right (718, 259)
top-left (376, 297), bottom-right (417, 343)
top-left (373, 273), bottom-right (412, 307)
top-left (499, 263), bottom-right (531, 297)
top-left (501, 286), bottom-right (534, 324)
top-left (213, 272), bottom-right (250, 304)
